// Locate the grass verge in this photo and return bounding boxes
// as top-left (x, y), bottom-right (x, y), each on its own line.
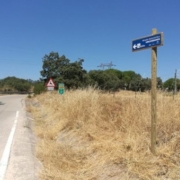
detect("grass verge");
top-left (28, 88), bottom-right (180, 180)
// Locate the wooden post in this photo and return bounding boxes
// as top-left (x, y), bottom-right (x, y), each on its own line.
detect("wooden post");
top-left (174, 69), bottom-right (177, 95)
top-left (151, 28), bottom-right (157, 154)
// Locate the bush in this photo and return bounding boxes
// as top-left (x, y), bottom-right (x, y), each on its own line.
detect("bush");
top-left (33, 83), bottom-right (46, 95)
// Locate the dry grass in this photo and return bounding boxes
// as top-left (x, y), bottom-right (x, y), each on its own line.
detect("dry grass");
top-left (28, 88), bottom-right (180, 180)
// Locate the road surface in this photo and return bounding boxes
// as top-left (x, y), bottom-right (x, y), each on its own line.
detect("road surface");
top-left (0, 95), bottom-right (39, 180)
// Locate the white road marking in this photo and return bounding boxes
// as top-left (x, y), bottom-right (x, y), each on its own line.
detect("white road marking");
top-left (0, 111), bottom-right (19, 180)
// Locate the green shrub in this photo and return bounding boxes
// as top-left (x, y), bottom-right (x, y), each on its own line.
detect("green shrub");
top-left (33, 83), bottom-right (46, 95)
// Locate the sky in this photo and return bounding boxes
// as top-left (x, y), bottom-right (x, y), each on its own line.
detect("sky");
top-left (0, 0), bottom-right (180, 81)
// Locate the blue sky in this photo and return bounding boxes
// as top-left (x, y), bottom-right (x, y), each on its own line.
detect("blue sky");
top-left (0, 0), bottom-right (180, 81)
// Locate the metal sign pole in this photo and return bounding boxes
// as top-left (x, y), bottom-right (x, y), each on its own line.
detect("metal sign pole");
top-left (151, 28), bottom-right (157, 154)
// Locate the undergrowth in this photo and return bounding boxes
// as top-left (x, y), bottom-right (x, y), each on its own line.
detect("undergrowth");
top-left (29, 88), bottom-right (180, 180)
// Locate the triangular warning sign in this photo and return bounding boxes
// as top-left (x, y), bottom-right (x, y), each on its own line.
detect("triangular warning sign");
top-left (46, 78), bottom-right (55, 87)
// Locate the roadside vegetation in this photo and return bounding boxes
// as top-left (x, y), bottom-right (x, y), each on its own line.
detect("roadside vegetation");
top-left (29, 89), bottom-right (180, 180)
top-left (0, 77), bottom-right (46, 95)
top-left (39, 51), bottom-right (180, 93)
top-left (1, 52), bottom-right (180, 95)
top-left (2, 51), bottom-right (180, 179)
top-left (0, 76), bottom-right (33, 93)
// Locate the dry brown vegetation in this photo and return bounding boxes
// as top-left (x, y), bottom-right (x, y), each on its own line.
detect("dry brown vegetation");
top-left (28, 88), bottom-right (180, 180)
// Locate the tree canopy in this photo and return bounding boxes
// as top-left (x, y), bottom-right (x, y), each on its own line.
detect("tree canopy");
top-left (0, 76), bottom-right (32, 92)
top-left (163, 78), bottom-right (180, 91)
top-left (39, 51), bottom-right (173, 92)
top-left (2, 52), bottom-right (177, 95)
top-left (40, 52), bottom-right (87, 89)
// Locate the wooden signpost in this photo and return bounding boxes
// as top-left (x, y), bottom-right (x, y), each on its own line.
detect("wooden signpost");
top-left (132, 29), bottom-right (164, 154)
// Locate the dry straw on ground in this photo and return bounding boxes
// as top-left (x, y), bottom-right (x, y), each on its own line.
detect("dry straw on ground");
top-left (29, 88), bottom-right (180, 180)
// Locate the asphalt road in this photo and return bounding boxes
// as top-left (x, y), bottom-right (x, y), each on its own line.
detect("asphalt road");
top-left (0, 95), bottom-right (39, 180)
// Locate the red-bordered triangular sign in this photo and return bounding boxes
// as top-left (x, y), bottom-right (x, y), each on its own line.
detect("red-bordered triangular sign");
top-left (46, 78), bottom-right (56, 87)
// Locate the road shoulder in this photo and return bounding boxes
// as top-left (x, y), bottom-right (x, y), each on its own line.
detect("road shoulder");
top-left (4, 98), bottom-right (41, 180)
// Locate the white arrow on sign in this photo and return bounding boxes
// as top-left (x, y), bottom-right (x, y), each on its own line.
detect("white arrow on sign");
top-left (133, 44), bottom-right (137, 49)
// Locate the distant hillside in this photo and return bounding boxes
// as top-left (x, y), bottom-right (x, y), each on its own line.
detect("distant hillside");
top-left (0, 76), bottom-right (33, 93)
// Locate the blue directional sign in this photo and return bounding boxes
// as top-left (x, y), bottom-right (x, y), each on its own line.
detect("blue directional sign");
top-left (132, 33), bottom-right (164, 52)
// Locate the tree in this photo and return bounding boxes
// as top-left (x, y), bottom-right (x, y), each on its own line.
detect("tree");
top-left (0, 76), bottom-right (32, 92)
top-left (33, 81), bottom-right (46, 94)
top-left (87, 70), bottom-right (121, 91)
top-left (40, 52), bottom-right (87, 89)
top-left (40, 52), bottom-right (70, 81)
top-left (104, 69), bottom-right (123, 79)
top-left (58, 59), bottom-right (87, 89)
top-left (157, 77), bottom-right (163, 89)
top-left (87, 70), bottom-right (105, 88)
top-left (121, 71), bottom-right (141, 90)
top-left (163, 78), bottom-right (174, 91)
top-left (140, 78), bottom-right (151, 91)
top-left (14, 82), bottom-right (31, 92)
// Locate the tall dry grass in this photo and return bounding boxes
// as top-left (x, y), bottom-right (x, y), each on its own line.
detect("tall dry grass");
top-left (29, 88), bottom-right (180, 180)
